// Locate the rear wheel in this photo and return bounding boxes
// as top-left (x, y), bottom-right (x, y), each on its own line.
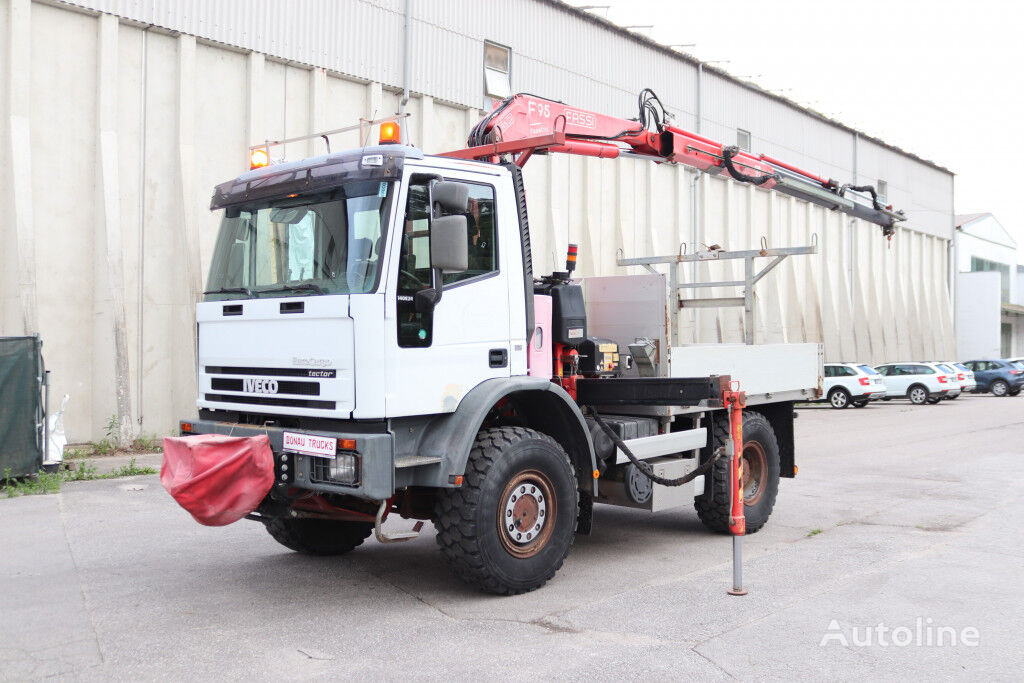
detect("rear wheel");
top-left (852, 400), bottom-right (868, 408)
top-left (991, 380), bottom-right (1009, 397)
top-left (926, 396), bottom-right (941, 404)
top-left (907, 384), bottom-right (928, 405)
top-left (828, 387), bottom-right (851, 409)
top-left (264, 518), bottom-right (373, 556)
top-left (695, 411), bottom-right (780, 535)
top-left (1010, 389), bottom-right (1021, 397)
top-left (434, 427), bottom-right (578, 595)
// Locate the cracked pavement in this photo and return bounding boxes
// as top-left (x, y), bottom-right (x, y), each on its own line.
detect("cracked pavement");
top-left (2, 395), bottom-right (1022, 680)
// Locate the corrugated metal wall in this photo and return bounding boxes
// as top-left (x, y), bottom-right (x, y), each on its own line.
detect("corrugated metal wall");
top-left (1, 0), bottom-right (955, 440)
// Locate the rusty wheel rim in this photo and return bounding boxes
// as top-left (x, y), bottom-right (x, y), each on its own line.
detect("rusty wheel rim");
top-left (497, 469), bottom-right (556, 558)
top-left (741, 440), bottom-right (767, 506)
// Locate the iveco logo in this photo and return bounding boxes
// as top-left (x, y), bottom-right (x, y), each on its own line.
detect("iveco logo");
top-left (244, 378), bottom-right (279, 394)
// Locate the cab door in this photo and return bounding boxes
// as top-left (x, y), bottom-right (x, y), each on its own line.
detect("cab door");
top-left (384, 169), bottom-right (512, 417)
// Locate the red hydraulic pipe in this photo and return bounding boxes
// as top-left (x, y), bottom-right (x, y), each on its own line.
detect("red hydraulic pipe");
top-left (551, 140), bottom-right (621, 159)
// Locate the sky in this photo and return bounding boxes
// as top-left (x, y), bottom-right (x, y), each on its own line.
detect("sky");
top-left (566, 0), bottom-right (1024, 260)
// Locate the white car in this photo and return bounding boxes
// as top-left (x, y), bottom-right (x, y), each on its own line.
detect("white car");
top-left (822, 362), bottom-right (887, 408)
top-left (937, 361), bottom-right (976, 395)
top-left (874, 363), bottom-right (952, 405)
top-left (925, 363), bottom-right (962, 400)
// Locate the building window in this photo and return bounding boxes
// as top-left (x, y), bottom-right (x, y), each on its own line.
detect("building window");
top-left (972, 256), bottom-right (1011, 302)
top-left (483, 41), bottom-right (511, 99)
top-left (737, 128), bottom-right (751, 152)
top-left (877, 179), bottom-right (888, 203)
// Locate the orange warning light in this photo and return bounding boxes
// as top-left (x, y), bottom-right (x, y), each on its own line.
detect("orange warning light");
top-left (250, 148), bottom-right (269, 169)
top-left (379, 121), bottom-right (401, 144)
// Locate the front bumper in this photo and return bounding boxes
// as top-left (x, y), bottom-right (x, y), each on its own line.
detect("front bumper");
top-left (181, 419), bottom-right (394, 501)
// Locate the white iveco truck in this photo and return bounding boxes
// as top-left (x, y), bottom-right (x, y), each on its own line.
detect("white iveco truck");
top-left (179, 90), bottom-right (900, 594)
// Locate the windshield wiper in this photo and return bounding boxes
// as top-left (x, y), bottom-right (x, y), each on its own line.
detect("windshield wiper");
top-left (204, 287), bottom-right (256, 298)
top-left (259, 283), bottom-right (326, 296)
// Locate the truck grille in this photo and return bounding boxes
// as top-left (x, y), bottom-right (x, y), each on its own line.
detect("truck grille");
top-left (210, 377), bottom-right (320, 395)
top-left (203, 394), bottom-right (336, 410)
top-left (205, 365), bottom-right (337, 379)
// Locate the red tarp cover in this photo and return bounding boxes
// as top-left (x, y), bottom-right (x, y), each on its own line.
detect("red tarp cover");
top-left (161, 434), bottom-right (275, 526)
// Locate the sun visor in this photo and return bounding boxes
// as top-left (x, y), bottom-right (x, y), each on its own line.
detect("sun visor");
top-left (210, 147), bottom-right (413, 210)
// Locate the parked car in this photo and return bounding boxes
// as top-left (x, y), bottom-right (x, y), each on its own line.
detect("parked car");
top-left (822, 362), bottom-right (887, 408)
top-left (961, 359), bottom-right (1024, 396)
top-left (949, 362), bottom-right (977, 394)
top-left (874, 363), bottom-right (951, 405)
top-left (926, 362), bottom-right (962, 400)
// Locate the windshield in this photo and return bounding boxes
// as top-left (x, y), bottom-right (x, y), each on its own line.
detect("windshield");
top-left (205, 180), bottom-right (393, 299)
top-left (857, 365), bottom-right (880, 376)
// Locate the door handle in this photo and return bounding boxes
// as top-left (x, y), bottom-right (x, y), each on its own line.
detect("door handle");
top-left (489, 348), bottom-right (508, 368)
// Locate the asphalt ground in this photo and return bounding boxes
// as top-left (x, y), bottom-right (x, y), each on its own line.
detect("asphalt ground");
top-left (2, 393), bottom-right (1022, 680)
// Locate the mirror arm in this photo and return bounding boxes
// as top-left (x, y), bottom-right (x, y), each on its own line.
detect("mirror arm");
top-left (415, 267), bottom-right (443, 313)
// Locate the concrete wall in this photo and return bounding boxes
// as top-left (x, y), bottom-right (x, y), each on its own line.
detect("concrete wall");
top-left (1, 0), bottom-right (956, 441)
top-left (957, 272), bottom-right (1002, 359)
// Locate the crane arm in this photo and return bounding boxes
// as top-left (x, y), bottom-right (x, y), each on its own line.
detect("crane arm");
top-left (442, 90), bottom-right (904, 236)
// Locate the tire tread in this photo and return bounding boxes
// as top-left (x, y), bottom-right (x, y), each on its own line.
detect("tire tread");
top-left (434, 427), bottom-right (577, 595)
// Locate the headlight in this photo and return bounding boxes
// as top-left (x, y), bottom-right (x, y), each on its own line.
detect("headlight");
top-left (328, 452), bottom-right (360, 484)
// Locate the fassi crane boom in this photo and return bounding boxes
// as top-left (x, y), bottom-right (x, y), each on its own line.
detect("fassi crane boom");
top-left (443, 89), bottom-right (904, 237)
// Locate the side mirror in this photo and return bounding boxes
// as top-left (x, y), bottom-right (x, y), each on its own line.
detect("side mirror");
top-left (413, 215), bottom-right (468, 314)
top-left (431, 181), bottom-right (469, 213)
top-left (430, 215), bottom-right (468, 273)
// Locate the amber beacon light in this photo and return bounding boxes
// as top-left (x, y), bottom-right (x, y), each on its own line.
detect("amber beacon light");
top-left (249, 148), bottom-right (270, 169)
top-left (379, 121), bottom-right (401, 144)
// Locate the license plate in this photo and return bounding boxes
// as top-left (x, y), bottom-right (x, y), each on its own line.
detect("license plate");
top-left (282, 431), bottom-right (337, 458)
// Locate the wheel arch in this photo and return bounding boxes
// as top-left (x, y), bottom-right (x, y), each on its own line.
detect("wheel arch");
top-left (418, 377), bottom-right (598, 494)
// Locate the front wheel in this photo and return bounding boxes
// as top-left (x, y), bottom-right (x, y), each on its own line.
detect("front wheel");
top-left (828, 387), bottom-right (851, 409)
top-left (264, 518), bottom-right (373, 555)
top-left (695, 411), bottom-right (780, 535)
top-left (1010, 389), bottom-right (1021, 397)
top-left (434, 427), bottom-right (578, 595)
top-left (991, 380), bottom-right (1009, 397)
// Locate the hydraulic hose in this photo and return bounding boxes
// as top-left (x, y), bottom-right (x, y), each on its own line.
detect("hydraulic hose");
top-left (839, 183), bottom-right (882, 211)
top-left (589, 411), bottom-right (722, 487)
top-left (722, 146), bottom-right (776, 186)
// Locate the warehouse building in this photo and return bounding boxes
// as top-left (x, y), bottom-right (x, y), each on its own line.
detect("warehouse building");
top-left (955, 213), bottom-right (1024, 358)
top-left (0, 0), bottom-right (956, 441)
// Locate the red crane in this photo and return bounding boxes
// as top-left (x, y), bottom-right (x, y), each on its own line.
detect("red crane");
top-left (443, 89), bottom-right (904, 236)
